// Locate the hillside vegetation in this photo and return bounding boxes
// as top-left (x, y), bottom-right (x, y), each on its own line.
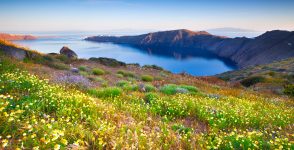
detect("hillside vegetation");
top-left (0, 41), bottom-right (293, 149)
top-left (217, 58), bottom-right (294, 97)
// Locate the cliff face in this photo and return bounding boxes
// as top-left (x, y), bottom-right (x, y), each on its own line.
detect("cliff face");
top-left (0, 33), bottom-right (37, 40)
top-left (85, 29), bottom-right (294, 68)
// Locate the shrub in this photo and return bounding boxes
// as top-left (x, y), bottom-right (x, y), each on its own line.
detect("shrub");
top-left (145, 84), bottom-right (156, 92)
top-left (160, 84), bottom-right (198, 95)
top-left (123, 84), bottom-right (139, 92)
top-left (172, 124), bottom-right (192, 134)
top-left (116, 73), bottom-right (124, 78)
top-left (141, 75), bottom-right (154, 82)
top-left (88, 87), bottom-right (122, 98)
top-left (283, 84), bottom-right (294, 97)
top-left (79, 71), bottom-right (89, 76)
top-left (144, 92), bottom-right (159, 104)
top-left (116, 80), bottom-right (129, 87)
top-left (143, 65), bottom-right (164, 71)
top-left (47, 62), bottom-right (70, 70)
top-left (117, 70), bottom-right (135, 78)
top-left (240, 76), bottom-right (266, 87)
top-left (92, 68), bottom-right (105, 75)
top-left (55, 54), bottom-right (70, 62)
top-left (79, 66), bottom-right (87, 71)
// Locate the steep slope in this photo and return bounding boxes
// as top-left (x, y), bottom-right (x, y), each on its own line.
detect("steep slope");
top-left (85, 29), bottom-right (294, 68)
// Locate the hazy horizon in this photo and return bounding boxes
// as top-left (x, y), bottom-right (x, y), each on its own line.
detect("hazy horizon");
top-left (1, 0), bottom-right (294, 32)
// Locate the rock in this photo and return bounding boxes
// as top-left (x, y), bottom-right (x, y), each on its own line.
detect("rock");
top-left (0, 41), bottom-right (28, 60)
top-left (138, 83), bottom-right (146, 92)
top-left (71, 68), bottom-right (79, 73)
top-left (60, 46), bottom-right (78, 59)
top-left (175, 87), bottom-right (189, 94)
top-left (89, 57), bottom-right (126, 67)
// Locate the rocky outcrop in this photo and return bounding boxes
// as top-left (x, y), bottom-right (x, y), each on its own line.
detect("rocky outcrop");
top-left (0, 33), bottom-right (37, 40)
top-left (60, 46), bottom-right (78, 59)
top-left (89, 57), bottom-right (126, 67)
top-left (0, 40), bottom-right (29, 60)
top-left (86, 29), bottom-right (294, 68)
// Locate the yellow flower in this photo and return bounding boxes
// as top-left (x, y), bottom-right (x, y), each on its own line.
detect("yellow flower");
top-left (31, 134), bottom-right (36, 138)
top-left (33, 146), bottom-right (39, 150)
top-left (54, 144), bottom-right (60, 150)
top-left (1, 139), bottom-right (8, 148)
top-left (46, 124), bottom-right (52, 129)
top-left (61, 138), bottom-right (68, 145)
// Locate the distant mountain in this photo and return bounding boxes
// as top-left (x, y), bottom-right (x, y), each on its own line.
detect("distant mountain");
top-left (85, 29), bottom-right (294, 68)
top-left (0, 33), bottom-right (37, 40)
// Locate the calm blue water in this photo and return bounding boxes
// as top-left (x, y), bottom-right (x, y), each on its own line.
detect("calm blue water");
top-left (14, 34), bottom-right (237, 76)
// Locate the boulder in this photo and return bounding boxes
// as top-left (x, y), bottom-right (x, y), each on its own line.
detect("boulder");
top-left (60, 46), bottom-right (78, 59)
top-left (71, 68), bottom-right (79, 73)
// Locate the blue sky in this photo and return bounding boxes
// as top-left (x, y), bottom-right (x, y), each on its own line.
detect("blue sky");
top-left (1, 0), bottom-right (294, 32)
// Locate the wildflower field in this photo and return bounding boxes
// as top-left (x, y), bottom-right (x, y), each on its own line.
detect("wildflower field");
top-left (0, 57), bottom-right (293, 150)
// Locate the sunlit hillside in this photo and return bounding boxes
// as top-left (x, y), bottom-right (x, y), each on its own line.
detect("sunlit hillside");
top-left (0, 41), bottom-right (293, 149)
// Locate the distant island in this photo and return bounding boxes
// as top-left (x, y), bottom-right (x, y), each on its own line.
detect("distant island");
top-left (0, 33), bottom-right (37, 40)
top-left (85, 29), bottom-right (294, 68)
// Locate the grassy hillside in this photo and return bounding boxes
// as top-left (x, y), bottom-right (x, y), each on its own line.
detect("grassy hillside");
top-left (0, 43), bottom-right (293, 149)
top-left (217, 58), bottom-right (294, 97)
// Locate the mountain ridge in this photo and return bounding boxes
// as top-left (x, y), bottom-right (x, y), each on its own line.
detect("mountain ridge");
top-left (85, 29), bottom-right (294, 68)
top-left (0, 33), bottom-right (37, 40)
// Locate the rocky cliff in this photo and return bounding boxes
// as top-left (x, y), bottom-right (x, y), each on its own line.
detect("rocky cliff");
top-left (0, 33), bottom-right (37, 40)
top-left (85, 29), bottom-right (294, 68)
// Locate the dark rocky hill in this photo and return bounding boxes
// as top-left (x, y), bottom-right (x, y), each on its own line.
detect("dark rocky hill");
top-left (86, 29), bottom-right (294, 68)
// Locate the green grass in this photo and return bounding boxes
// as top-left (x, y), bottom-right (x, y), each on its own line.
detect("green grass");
top-left (88, 87), bottom-right (122, 98)
top-left (92, 68), bottom-right (105, 75)
top-left (160, 84), bottom-right (198, 95)
top-left (0, 56), bottom-right (293, 149)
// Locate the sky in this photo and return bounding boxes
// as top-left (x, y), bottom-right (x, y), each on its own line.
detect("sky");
top-left (1, 0), bottom-right (294, 33)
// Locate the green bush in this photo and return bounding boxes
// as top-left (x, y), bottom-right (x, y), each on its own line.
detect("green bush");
top-left (145, 84), bottom-right (156, 92)
top-left (116, 73), bottom-right (124, 78)
top-left (123, 84), bottom-right (139, 92)
top-left (172, 124), bottom-right (192, 134)
top-left (79, 71), bottom-right (88, 76)
top-left (116, 80), bottom-right (129, 87)
top-left (240, 76), bottom-right (266, 87)
top-left (47, 62), bottom-right (70, 70)
top-left (144, 92), bottom-right (159, 104)
top-left (284, 84), bottom-right (294, 97)
top-left (79, 66), bottom-right (87, 71)
top-left (160, 84), bottom-right (198, 95)
top-left (141, 75), bottom-right (154, 82)
top-left (117, 70), bottom-right (135, 78)
top-left (88, 87), bottom-right (122, 98)
top-left (92, 68), bottom-right (105, 75)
